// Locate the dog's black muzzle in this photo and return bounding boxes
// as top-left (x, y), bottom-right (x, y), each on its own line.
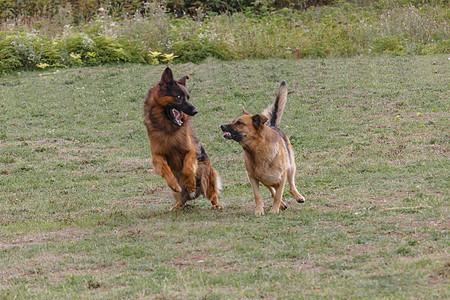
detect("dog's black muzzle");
top-left (220, 124), bottom-right (242, 142)
top-left (177, 101), bottom-right (198, 116)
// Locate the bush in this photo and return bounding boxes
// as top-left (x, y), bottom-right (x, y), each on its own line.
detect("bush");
top-left (0, 32), bottom-right (21, 73)
top-left (0, 30), bottom-right (168, 72)
top-left (421, 39), bottom-right (450, 55)
top-left (59, 34), bottom-right (132, 66)
top-left (373, 35), bottom-right (407, 55)
top-left (172, 38), bottom-right (234, 62)
top-left (0, 31), bottom-right (61, 71)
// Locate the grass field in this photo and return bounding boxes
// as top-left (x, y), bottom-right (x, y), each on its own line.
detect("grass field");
top-left (0, 56), bottom-right (448, 298)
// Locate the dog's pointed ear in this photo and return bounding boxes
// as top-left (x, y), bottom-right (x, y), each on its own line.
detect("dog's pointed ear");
top-left (177, 75), bottom-right (189, 86)
top-left (161, 67), bottom-right (174, 85)
top-left (252, 114), bottom-right (268, 130)
top-left (242, 107), bottom-right (249, 115)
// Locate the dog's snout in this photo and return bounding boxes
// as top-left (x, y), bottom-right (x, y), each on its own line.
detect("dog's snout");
top-left (181, 101), bottom-right (198, 116)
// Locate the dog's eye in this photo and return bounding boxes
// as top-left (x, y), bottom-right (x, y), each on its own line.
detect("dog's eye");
top-left (235, 121), bottom-right (243, 126)
top-left (177, 95), bottom-right (182, 100)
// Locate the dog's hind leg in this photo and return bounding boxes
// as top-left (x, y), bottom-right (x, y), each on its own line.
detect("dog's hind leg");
top-left (270, 174), bottom-right (287, 214)
top-left (280, 199), bottom-right (288, 210)
top-left (267, 186), bottom-right (287, 210)
top-left (201, 168), bottom-right (222, 209)
top-left (287, 165), bottom-right (305, 203)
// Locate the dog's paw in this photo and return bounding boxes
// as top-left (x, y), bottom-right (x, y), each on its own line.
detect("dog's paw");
top-left (169, 182), bottom-right (182, 193)
top-left (296, 195), bottom-right (306, 203)
top-left (211, 204), bottom-right (223, 210)
top-left (269, 207), bottom-right (280, 214)
top-left (170, 203), bottom-right (184, 211)
top-left (254, 207), bottom-right (264, 215)
top-left (280, 203), bottom-right (288, 210)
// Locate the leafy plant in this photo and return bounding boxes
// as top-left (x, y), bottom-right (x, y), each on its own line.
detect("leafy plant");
top-left (373, 35), bottom-right (407, 55)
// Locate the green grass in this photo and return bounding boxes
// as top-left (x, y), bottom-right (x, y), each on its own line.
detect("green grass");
top-left (0, 56), bottom-right (448, 298)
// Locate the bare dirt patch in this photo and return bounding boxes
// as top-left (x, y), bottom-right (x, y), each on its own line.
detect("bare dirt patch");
top-left (0, 228), bottom-right (90, 287)
top-left (0, 227), bottom-right (85, 250)
top-left (171, 250), bottom-right (241, 273)
top-left (272, 258), bottom-right (327, 273)
top-left (428, 262), bottom-right (450, 285)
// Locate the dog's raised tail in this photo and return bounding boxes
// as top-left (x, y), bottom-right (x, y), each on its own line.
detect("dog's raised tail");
top-left (262, 80), bottom-right (288, 128)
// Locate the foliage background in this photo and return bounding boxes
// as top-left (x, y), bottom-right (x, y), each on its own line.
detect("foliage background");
top-left (1, 0), bottom-right (449, 73)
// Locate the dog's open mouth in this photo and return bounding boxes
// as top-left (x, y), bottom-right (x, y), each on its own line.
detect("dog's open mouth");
top-left (222, 132), bottom-right (232, 139)
top-left (221, 125), bottom-right (241, 141)
top-left (169, 108), bottom-right (183, 126)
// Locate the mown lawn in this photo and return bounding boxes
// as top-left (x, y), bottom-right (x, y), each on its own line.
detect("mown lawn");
top-left (0, 56), bottom-right (448, 298)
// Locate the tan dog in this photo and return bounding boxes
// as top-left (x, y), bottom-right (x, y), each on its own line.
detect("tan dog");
top-left (144, 67), bottom-right (222, 210)
top-left (221, 81), bottom-right (305, 215)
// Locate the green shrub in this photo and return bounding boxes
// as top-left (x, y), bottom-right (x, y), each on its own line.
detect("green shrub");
top-left (420, 39), bottom-right (450, 55)
top-left (116, 37), bottom-right (148, 64)
top-left (57, 33), bottom-right (132, 66)
top-left (58, 33), bottom-right (96, 66)
top-left (172, 38), bottom-right (234, 63)
top-left (91, 36), bottom-right (131, 64)
top-left (373, 35), bottom-right (407, 55)
top-left (0, 31), bottom-right (61, 72)
top-left (436, 39), bottom-right (450, 53)
top-left (0, 32), bottom-right (21, 73)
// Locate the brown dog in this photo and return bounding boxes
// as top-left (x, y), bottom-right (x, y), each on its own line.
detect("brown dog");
top-left (143, 67), bottom-right (222, 210)
top-left (221, 81), bottom-right (305, 215)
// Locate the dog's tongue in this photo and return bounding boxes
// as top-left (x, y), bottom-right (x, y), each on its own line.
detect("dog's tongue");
top-left (172, 109), bottom-right (182, 126)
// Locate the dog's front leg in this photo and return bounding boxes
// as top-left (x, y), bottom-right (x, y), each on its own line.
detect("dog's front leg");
top-left (170, 192), bottom-right (188, 210)
top-left (249, 177), bottom-right (264, 215)
top-left (182, 148), bottom-right (198, 195)
top-left (152, 154), bottom-right (181, 193)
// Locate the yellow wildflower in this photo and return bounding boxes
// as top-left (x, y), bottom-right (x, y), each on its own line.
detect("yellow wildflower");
top-left (162, 53), bottom-right (178, 63)
top-left (36, 63), bottom-right (49, 69)
top-left (149, 51), bottom-right (162, 58)
top-left (70, 53), bottom-right (81, 60)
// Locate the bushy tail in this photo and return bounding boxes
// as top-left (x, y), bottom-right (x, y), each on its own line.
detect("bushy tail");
top-left (262, 80), bottom-right (287, 128)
